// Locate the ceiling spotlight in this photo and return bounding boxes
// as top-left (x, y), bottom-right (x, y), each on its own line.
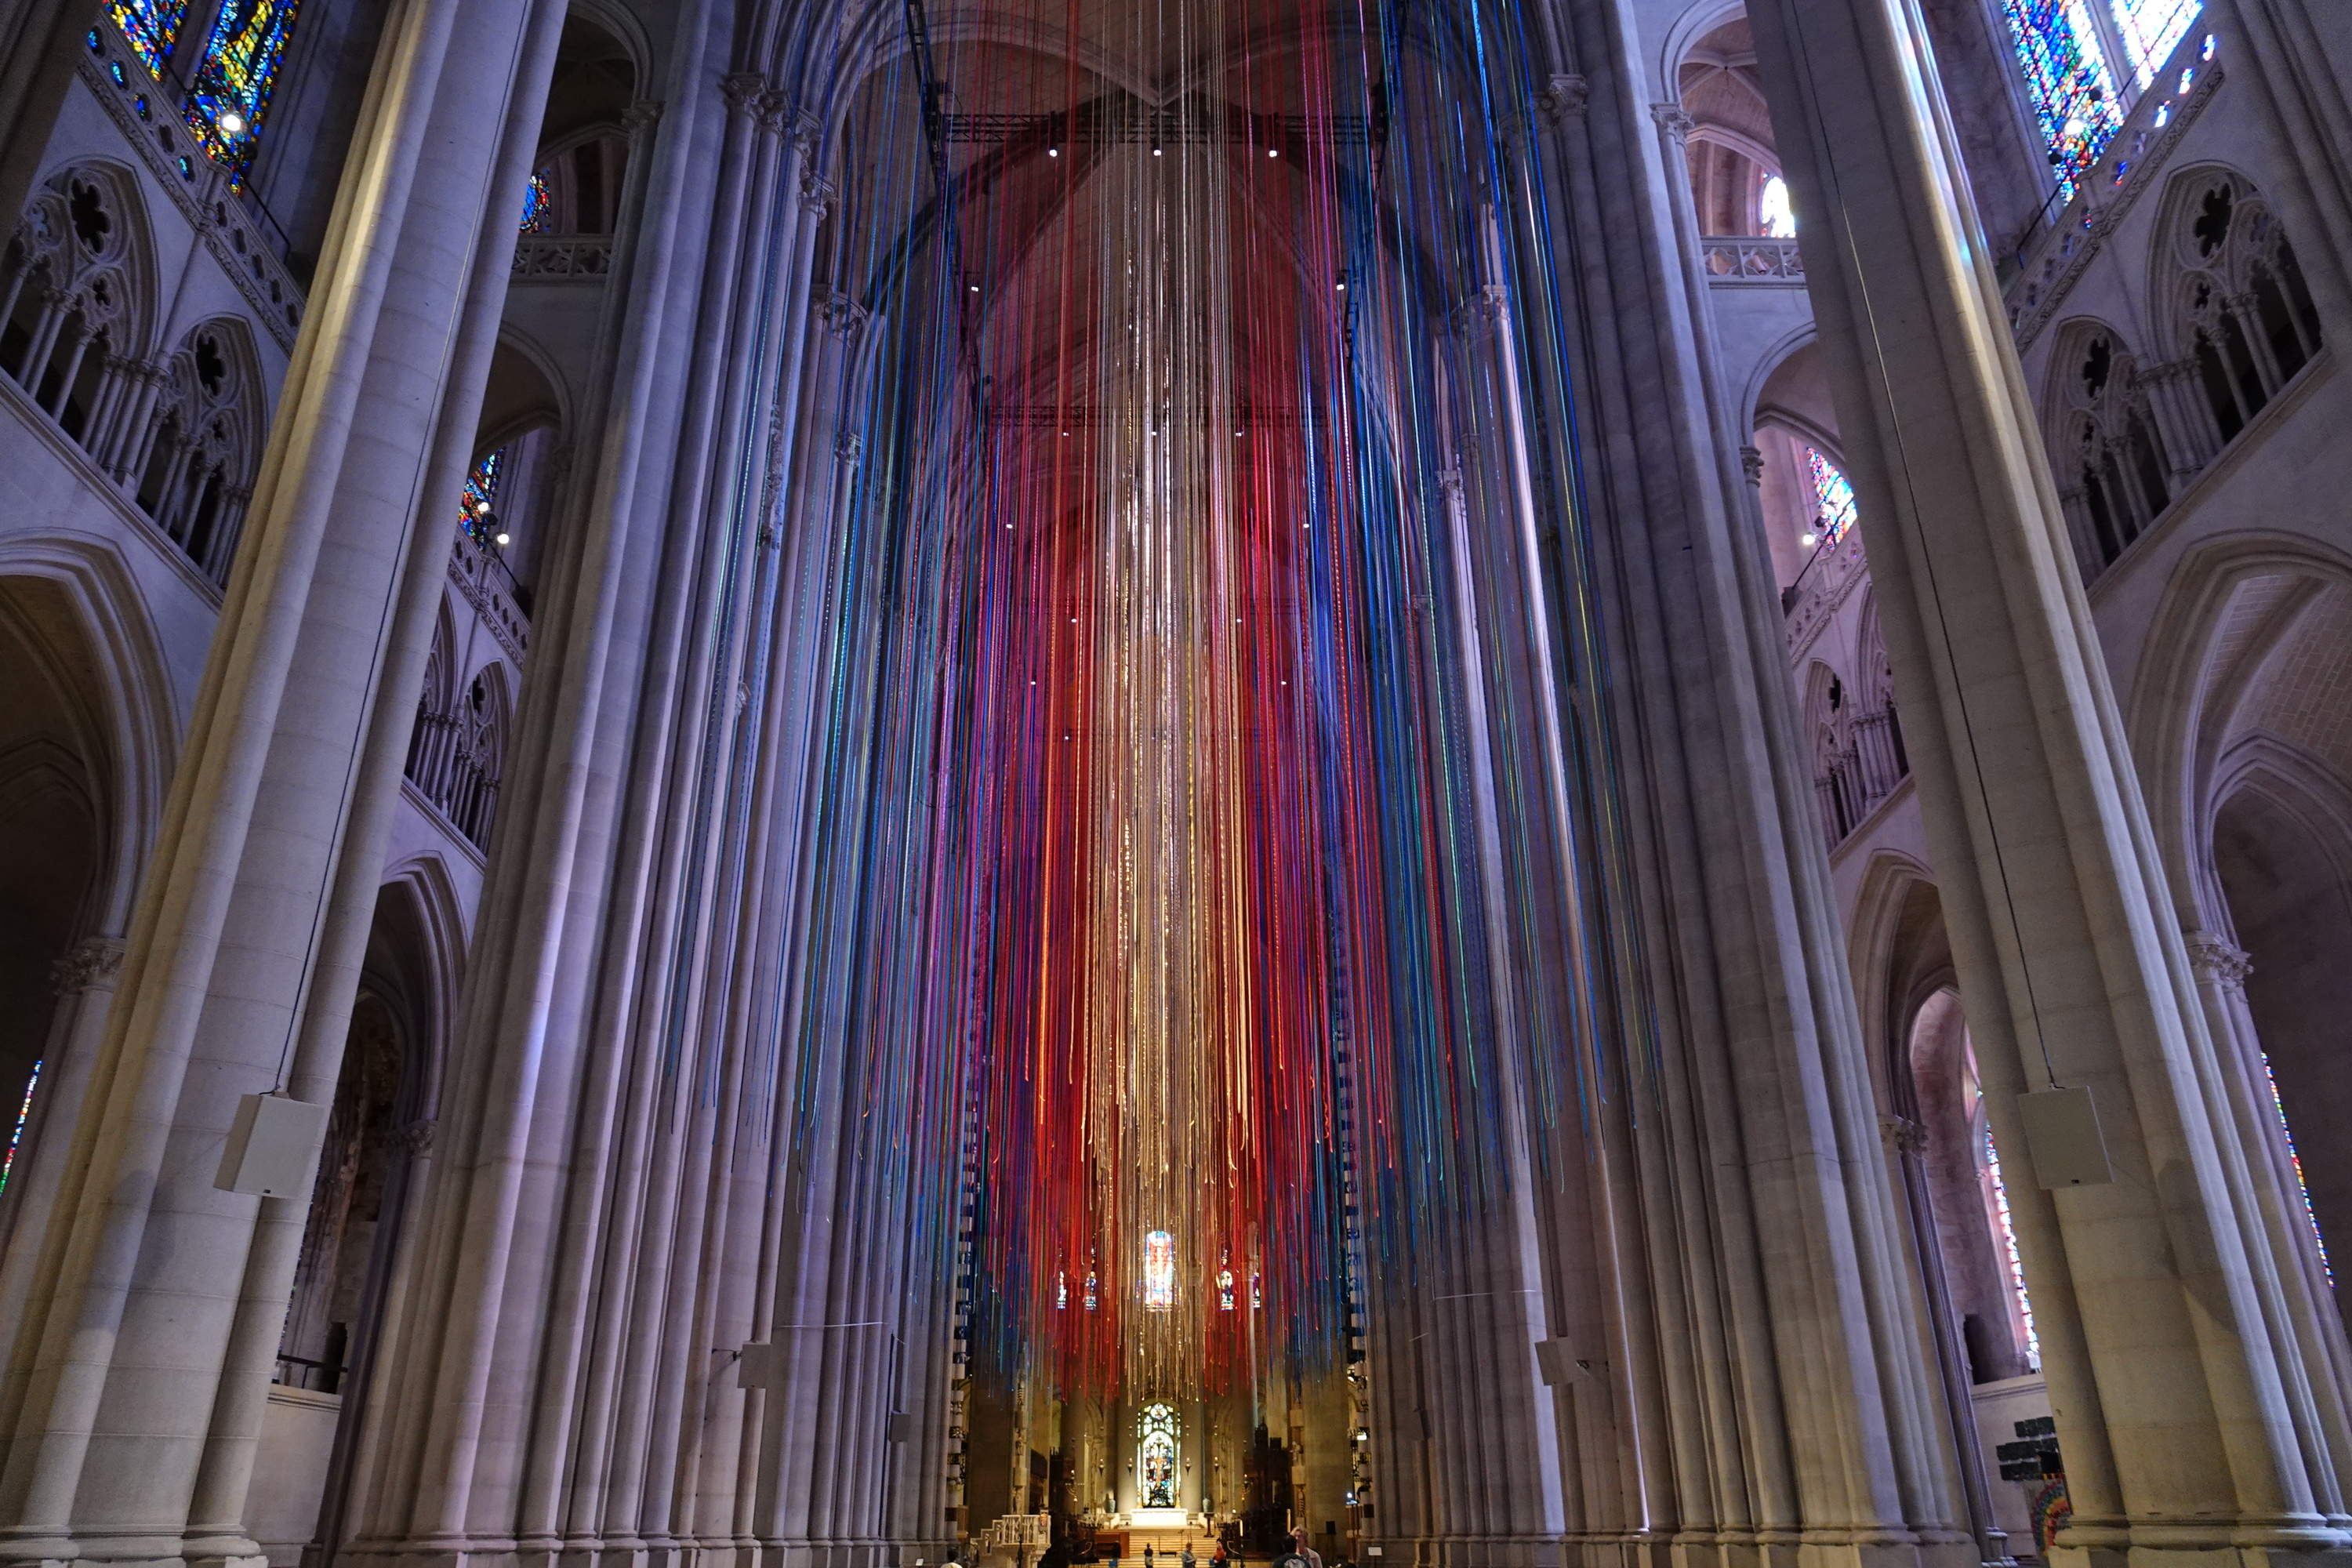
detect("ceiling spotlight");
top-left (494, 531), bottom-right (511, 546)
top-left (218, 109), bottom-right (246, 136)
top-left (1335, 280), bottom-right (1347, 291)
top-left (1047, 146), bottom-right (1059, 157)
top-left (1152, 146), bottom-right (1163, 157)
top-left (968, 282), bottom-right (980, 292)
top-left (1266, 147), bottom-right (1279, 158)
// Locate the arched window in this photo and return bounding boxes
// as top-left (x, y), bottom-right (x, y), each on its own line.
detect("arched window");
top-left (519, 172), bottom-right (553, 235)
top-left (2168, 172), bottom-right (2323, 446)
top-left (1759, 174), bottom-right (1795, 238)
top-left (2049, 325), bottom-right (2169, 572)
top-left (1803, 446), bottom-right (1856, 549)
top-left (459, 448), bottom-right (504, 539)
top-left (1136, 1403), bottom-right (1180, 1508)
top-left (1, 1058), bottom-right (39, 1196)
top-left (1142, 1229), bottom-right (1174, 1310)
top-left (183, 0), bottom-right (303, 180)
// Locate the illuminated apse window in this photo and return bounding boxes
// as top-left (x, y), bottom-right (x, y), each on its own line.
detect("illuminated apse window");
top-left (1804, 447), bottom-right (1858, 546)
top-left (1137, 1403), bottom-right (1180, 1508)
top-left (1144, 1229), bottom-right (1174, 1311)
top-left (1759, 175), bottom-right (1795, 238)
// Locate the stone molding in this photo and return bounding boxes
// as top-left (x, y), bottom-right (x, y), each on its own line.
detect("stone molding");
top-left (1649, 103), bottom-right (1696, 144)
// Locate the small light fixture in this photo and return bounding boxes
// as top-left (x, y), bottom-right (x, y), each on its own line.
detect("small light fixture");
top-left (969, 283), bottom-right (980, 293)
top-left (474, 499), bottom-right (492, 516)
top-left (218, 109), bottom-right (246, 136)
top-left (1152, 146), bottom-right (1163, 157)
top-left (494, 531), bottom-right (511, 546)
top-left (1047, 146), bottom-right (1059, 157)
top-left (1267, 147), bottom-right (1278, 158)
top-left (1335, 280), bottom-right (1347, 291)
top-left (1799, 531), bottom-right (1817, 547)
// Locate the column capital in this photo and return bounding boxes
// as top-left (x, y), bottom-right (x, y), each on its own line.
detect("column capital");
top-left (1649, 102), bottom-right (1696, 144)
top-left (719, 73), bottom-right (768, 120)
top-left (1878, 1114), bottom-right (1927, 1154)
top-left (820, 290), bottom-right (869, 343)
top-left (2184, 929), bottom-right (2253, 989)
top-left (1740, 444), bottom-right (1764, 485)
top-left (1538, 73), bottom-right (1589, 125)
top-left (51, 934), bottom-right (126, 996)
top-left (800, 172), bottom-right (837, 220)
top-left (835, 430), bottom-right (864, 466)
top-left (622, 99), bottom-right (663, 137)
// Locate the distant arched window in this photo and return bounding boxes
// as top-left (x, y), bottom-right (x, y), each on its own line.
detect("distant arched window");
top-left (2167, 172), bottom-right (2323, 445)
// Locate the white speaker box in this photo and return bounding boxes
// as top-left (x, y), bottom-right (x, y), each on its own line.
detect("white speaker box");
top-left (213, 1091), bottom-right (329, 1197)
top-left (2019, 1085), bottom-right (2114, 1189)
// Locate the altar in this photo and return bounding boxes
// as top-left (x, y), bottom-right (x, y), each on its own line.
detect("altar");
top-left (1127, 1508), bottom-right (1190, 1531)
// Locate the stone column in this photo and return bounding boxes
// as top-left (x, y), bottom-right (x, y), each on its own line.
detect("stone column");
top-left (0, 0), bottom-right (568, 1556)
top-left (1742, 0), bottom-right (2352, 1559)
top-left (0, 938), bottom-right (125, 1318)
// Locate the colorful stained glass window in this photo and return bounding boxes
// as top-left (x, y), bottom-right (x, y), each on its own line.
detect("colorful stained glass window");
top-left (1999, 0), bottom-right (2125, 198)
top-left (459, 448), bottom-right (503, 540)
top-left (2114, 0), bottom-right (2200, 86)
top-left (1983, 1124), bottom-right (2043, 1370)
top-left (183, 0), bottom-right (303, 180)
top-left (1218, 1262), bottom-right (1235, 1311)
top-left (1, 1059), bottom-right (39, 1197)
top-left (1083, 1271), bottom-right (1098, 1310)
top-left (2261, 1051), bottom-right (2332, 1281)
top-left (1136, 1403), bottom-right (1179, 1508)
top-left (1143, 1229), bottom-right (1174, 1310)
top-left (1056, 1270), bottom-right (1069, 1308)
top-left (108, 0), bottom-right (190, 78)
top-left (1759, 175), bottom-right (1795, 238)
top-left (1804, 447), bottom-right (1857, 547)
top-left (520, 170), bottom-right (554, 235)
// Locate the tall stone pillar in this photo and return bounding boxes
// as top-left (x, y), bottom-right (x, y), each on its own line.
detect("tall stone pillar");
top-left (0, 0), bottom-right (567, 1557)
top-left (1741, 0), bottom-right (2352, 1560)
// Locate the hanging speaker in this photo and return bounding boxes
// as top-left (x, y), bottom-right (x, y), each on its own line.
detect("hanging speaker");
top-left (214, 1091), bottom-right (329, 1197)
top-left (2019, 1086), bottom-right (2114, 1189)
top-left (1533, 1338), bottom-right (1591, 1387)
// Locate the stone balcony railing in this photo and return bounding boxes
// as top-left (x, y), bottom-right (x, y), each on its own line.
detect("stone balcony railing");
top-left (513, 235), bottom-right (615, 278)
top-left (1782, 524), bottom-right (1868, 658)
top-left (1700, 234), bottom-right (1804, 285)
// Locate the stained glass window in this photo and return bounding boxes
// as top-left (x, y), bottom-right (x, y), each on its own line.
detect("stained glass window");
top-left (1136, 1403), bottom-right (1179, 1508)
top-left (183, 0), bottom-right (303, 180)
top-left (1999, 0), bottom-right (2125, 198)
top-left (2114, 0), bottom-right (2199, 86)
top-left (1143, 1229), bottom-right (1174, 1311)
top-left (1759, 175), bottom-right (1795, 238)
top-left (521, 170), bottom-right (554, 235)
top-left (1983, 1124), bottom-right (2043, 1369)
top-left (108, 0), bottom-right (190, 79)
top-left (1804, 447), bottom-right (1857, 547)
top-left (1056, 1271), bottom-right (1069, 1308)
top-left (1217, 1261), bottom-right (1235, 1311)
top-left (1083, 1271), bottom-right (1098, 1310)
top-left (2261, 1051), bottom-right (2332, 1281)
top-left (1, 1059), bottom-right (39, 1197)
top-left (459, 448), bottom-right (503, 540)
